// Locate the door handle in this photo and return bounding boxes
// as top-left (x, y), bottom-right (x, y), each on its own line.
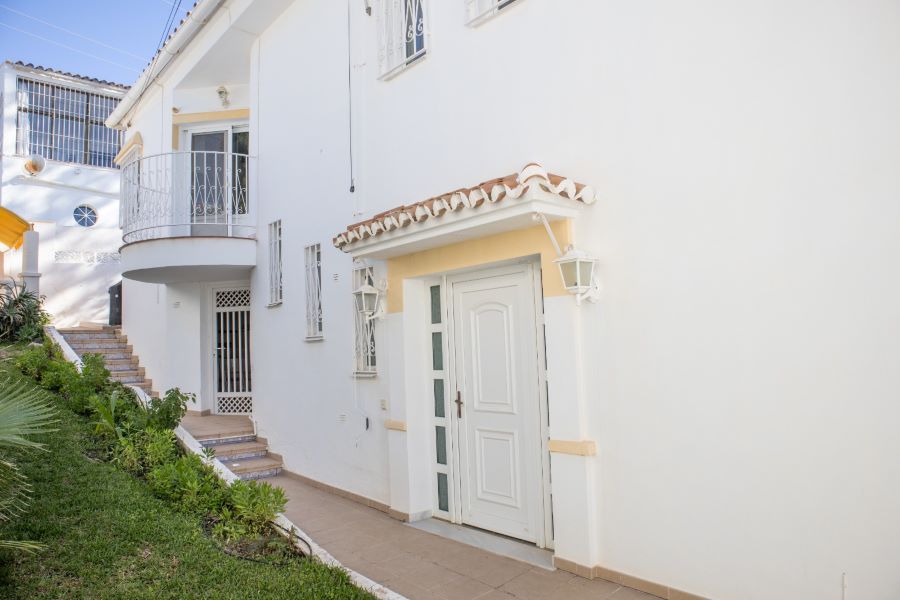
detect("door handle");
top-left (455, 390), bottom-right (463, 419)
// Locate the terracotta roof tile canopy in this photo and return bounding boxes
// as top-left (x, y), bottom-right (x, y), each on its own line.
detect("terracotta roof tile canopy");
top-left (333, 163), bottom-right (597, 251)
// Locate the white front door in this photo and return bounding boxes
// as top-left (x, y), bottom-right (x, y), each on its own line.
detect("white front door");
top-left (448, 264), bottom-right (547, 544)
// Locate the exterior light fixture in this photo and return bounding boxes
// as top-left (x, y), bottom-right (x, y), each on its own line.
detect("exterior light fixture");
top-left (23, 154), bottom-right (45, 176)
top-left (554, 245), bottom-right (601, 305)
top-left (353, 280), bottom-right (387, 320)
top-left (532, 212), bottom-right (602, 306)
top-left (216, 85), bottom-right (230, 108)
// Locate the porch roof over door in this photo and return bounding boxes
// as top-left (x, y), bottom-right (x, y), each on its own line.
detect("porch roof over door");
top-left (332, 163), bottom-right (597, 259)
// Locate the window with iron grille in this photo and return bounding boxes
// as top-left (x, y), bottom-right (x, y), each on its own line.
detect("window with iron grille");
top-left (15, 77), bottom-right (123, 169)
top-left (465, 0), bottom-right (520, 26)
top-left (304, 243), bottom-right (323, 339)
top-left (377, 0), bottom-right (426, 79)
top-left (268, 220), bottom-right (283, 306)
top-left (353, 266), bottom-right (377, 375)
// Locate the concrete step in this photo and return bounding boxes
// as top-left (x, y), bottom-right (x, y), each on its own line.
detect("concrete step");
top-left (68, 339), bottom-right (128, 350)
top-left (85, 349), bottom-right (132, 360)
top-left (183, 415), bottom-right (255, 446)
top-left (112, 373), bottom-right (147, 384)
top-left (211, 441), bottom-right (269, 461)
top-left (109, 368), bottom-right (144, 380)
top-left (105, 359), bottom-right (139, 372)
top-left (59, 331), bottom-right (120, 341)
top-left (226, 456), bottom-right (283, 480)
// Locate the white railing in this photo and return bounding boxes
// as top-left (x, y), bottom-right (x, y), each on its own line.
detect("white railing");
top-left (120, 151), bottom-right (255, 243)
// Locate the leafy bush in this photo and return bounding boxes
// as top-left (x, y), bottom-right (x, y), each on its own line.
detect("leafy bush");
top-left (147, 453), bottom-right (229, 515)
top-left (228, 480), bottom-right (287, 537)
top-left (0, 279), bottom-right (49, 343)
top-left (145, 388), bottom-right (195, 430)
top-left (79, 354), bottom-right (110, 392)
top-left (113, 427), bottom-right (177, 475)
top-left (14, 339), bottom-right (61, 381)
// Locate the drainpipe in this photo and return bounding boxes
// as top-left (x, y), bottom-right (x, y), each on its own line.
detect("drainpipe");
top-left (20, 228), bottom-right (40, 295)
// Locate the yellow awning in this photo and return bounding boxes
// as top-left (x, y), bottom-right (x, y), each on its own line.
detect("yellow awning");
top-left (0, 206), bottom-right (31, 250)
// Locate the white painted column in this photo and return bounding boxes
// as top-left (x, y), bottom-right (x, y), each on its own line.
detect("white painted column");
top-left (19, 229), bottom-right (40, 295)
top-left (544, 296), bottom-right (600, 570)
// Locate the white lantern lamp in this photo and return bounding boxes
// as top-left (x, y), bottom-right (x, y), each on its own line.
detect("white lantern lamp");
top-left (554, 245), bottom-right (601, 305)
top-left (353, 281), bottom-right (387, 320)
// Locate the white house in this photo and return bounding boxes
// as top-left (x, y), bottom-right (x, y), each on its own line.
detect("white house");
top-left (104, 1), bottom-right (900, 599)
top-left (0, 61), bottom-right (126, 326)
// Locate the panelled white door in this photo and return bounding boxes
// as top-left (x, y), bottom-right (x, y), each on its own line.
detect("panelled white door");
top-left (213, 288), bottom-right (252, 414)
top-left (448, 264), bottom-right (546, 543)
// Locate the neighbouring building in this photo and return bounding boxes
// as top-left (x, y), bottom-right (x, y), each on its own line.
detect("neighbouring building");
top-left (105, 1), bottom-right (900, 599)
top-left (0, 61), bottom-right (126, 326)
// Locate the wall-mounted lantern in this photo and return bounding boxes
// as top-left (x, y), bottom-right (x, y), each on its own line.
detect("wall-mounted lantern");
top-left (353, 280), bottom-right (387, 320)
top-left (554, 245), bottom-right (601, 305)
top-left (533, 212), bottom-right (601, 306)
top-left (23, 154), bottom-right (45, 176)
top-left (216, 85), bottom-right (230, 108)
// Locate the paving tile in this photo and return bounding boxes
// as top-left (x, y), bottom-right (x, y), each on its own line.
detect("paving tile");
top-left (433, 574), bottom-right (495, 600)
top-left (499, 569), bottom-right (575, 600)
top-left (408, 561), bottom-right (468, 590)
top-left (382, 575), bottom-right (441, 599)
top-left (609, 586), bottom-right (662, 600)
top-left (465, 555), bottom-right (531, 588)
top-left (548, 577), bottom-right (621, 600)
top-left (477, 591), bottom-right (517, 600)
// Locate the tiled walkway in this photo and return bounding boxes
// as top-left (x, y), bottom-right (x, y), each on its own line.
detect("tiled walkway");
top-left (262, 473), bottom-right (660, 600)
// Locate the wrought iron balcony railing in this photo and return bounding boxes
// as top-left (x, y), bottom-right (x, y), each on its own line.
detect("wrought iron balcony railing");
top-left (120, 151), bottom-right (255, 244)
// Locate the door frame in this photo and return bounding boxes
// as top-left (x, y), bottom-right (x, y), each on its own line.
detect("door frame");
top-left (208, 284), bottom-right (253, 415)
top-left (181, 122), bottom-right (251, 235)
top-left (433, 258), bottom-right (553, 548)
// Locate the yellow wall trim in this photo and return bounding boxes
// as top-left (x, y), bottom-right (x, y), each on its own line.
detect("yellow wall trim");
top-left (172, 108), bottom-right (250, 125)
top-left (384, 419), bottom-right (407, 432)
top-left (386, 221), bottom-right (571, 312)
top-left (548, 439), bottom-right (597, 456)
top-left (113, 132), bottom-right (143, 165)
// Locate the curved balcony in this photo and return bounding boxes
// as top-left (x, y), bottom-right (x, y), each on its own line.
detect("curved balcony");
top-left (119, 151), bottom-right (257, 284)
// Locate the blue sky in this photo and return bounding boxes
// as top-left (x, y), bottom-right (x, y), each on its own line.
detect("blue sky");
top-left (0, 0), bottom-right (193, 87)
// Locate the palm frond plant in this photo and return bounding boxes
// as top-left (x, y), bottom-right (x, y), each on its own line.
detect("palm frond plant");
top-left (0, 278), bottom-right (50, 343)
top-left (0, 376), bottom-right (57, 552)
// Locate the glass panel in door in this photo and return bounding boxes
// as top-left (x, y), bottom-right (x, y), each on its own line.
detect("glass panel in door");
top-left (231, 131), bottom-right (249, 215)
top-left (190, 132), bottom-right (227, 225)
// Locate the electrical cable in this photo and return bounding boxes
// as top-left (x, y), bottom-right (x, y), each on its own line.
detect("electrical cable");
top-left (0, 4), bottom-right (147, 61)
top-left (0, 22), bottom-right (141, 73)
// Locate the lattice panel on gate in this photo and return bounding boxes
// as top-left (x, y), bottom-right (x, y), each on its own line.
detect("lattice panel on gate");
top-left (216, 289), bottom-right (251, 308)
top-left (217, 395), bottom-right (253, 415)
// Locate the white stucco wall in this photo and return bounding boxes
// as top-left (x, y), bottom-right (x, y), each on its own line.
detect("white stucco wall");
top-left (116, 1), bottom-right (900, 598)
top-left (0, 63), bottom-right (124, 327)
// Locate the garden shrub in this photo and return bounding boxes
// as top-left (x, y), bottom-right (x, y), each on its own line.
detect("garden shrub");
top-left (228, 480), bottom-right (287, 537)
top-left (145, 388), bottom-right (195, 430)
top-left (14, 338), bottom-right (60, 380)
top-left (0, 279), bottom-right (49, 342)
top-left (113, 427), bottom-right (177, 475)
top-left (148, 453), bottom-right (230, 515)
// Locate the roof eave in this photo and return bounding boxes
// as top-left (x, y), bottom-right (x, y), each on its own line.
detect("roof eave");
top-left (106, 0), bottom-right (225, 130)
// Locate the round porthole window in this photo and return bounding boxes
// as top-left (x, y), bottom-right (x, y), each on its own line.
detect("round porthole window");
top-left (73, 205), bottom-right (97, 227)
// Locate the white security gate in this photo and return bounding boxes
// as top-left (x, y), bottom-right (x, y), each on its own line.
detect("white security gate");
top-left (214, 288), bottom-right (252, 414)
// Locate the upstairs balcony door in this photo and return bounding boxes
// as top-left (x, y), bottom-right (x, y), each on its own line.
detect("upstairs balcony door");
top-left (188, 127), bottom-right (249, 237)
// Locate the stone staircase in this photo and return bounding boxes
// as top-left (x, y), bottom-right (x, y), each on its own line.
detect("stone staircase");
top-left (181, 414), bottom-right (283, 480)
top-left (57, 325), bottom-right (157, 398)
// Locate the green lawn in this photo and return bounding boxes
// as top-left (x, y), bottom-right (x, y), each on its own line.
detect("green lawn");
top-left (0, 353), bottom-right (374, 600)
